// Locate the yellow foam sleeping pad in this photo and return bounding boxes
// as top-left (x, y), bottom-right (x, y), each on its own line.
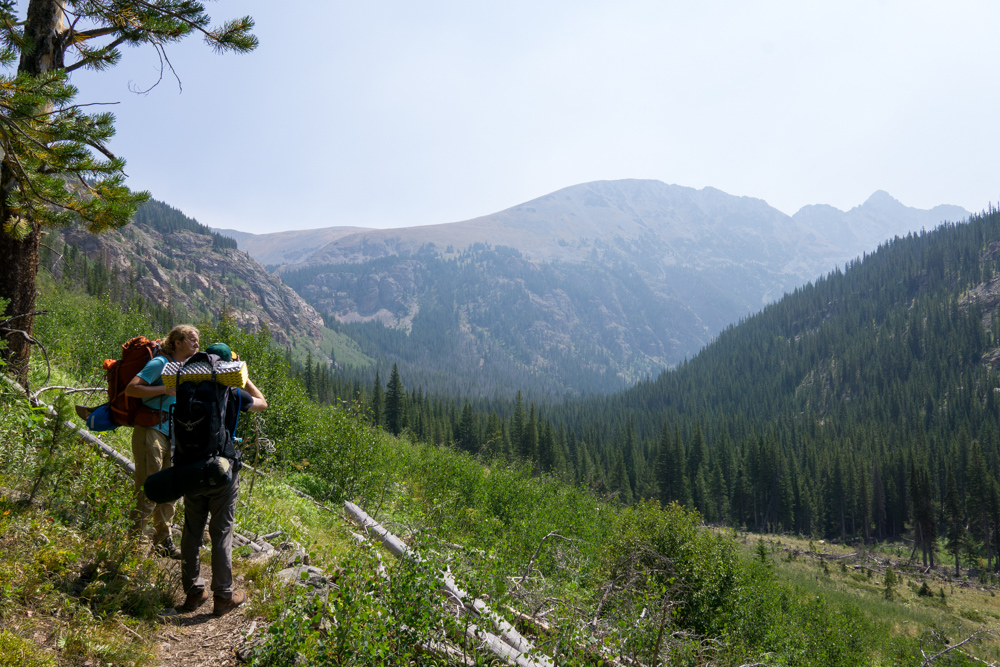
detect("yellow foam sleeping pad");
top-left (161, 360), bottom-right (248, 389)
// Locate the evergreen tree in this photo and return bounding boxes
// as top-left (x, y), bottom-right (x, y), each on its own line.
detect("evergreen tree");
top-left (511, 391), bottom-right (525, 455)
top-left (538, 420), bottom-right (555, 471)
top-left (304, 350), bottom-right (315, 399)
top-left (371, 371), bottom-right (383, 427)
top-left (611, 451), bottom-right (633, 504)
top-left (872, 463), bottom-right (887, 539)
top-left (966, 441), bottom-right (995, 570)
top-left (384, 364), bottom-right (406, 435)
top-left (910, 460), bottom-right (937, 568)
top-left (0, 0), bottom-right (256, 380)
top-left (483, 412), bottom-right (507, 459)
top-left (521, 404), bottom-right (538, 461)
top-left (655, 425), bottom-right (688, 507)
top-left (457, 402), bottom-right (478, 454)
top-left (943, 462), bottom-right (964, 577)
top-left (709, 457), bottom-right (729, 524)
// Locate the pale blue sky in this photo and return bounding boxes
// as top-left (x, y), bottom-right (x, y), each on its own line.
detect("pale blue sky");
top-left (70, 1), bottom-right (1000, 233)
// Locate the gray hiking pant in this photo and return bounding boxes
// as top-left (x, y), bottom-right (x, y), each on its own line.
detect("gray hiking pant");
top-left (181, 472), bottom-right (239, 599)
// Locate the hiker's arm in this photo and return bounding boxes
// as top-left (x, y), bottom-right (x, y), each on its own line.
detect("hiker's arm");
top-left (244, 378), bottom-right (267, 412)
top-left (124, 376), bottom-right (176, 398)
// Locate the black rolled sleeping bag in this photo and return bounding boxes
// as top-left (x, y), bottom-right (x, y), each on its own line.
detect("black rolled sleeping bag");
top-left (144, 456), bottom-right (234, 504)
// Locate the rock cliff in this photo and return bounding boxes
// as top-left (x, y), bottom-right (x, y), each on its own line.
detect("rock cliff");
top-left (60, 220), bottom-right (324, 346)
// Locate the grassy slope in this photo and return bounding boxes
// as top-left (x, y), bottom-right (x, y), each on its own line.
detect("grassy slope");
top-left (284, 325), bottom-right (374, 371)
top-left (741, 532), bottom-right (1000, 663)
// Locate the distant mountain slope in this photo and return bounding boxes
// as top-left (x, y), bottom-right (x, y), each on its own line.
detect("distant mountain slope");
top-left (222, 181), bottom-right (968, 284)
top-left (483, 208), bottom-right (1000, 545)
top-left (213, 225), bottom-right (370, 268)
top-left (216, 180), bottom-right (969, 397)
top-left (284, 244), bottom-right (721, 397)
top-left (59, 199), bottom-right (326, 347)
top-left (792, 190), bottom-right (968, 257)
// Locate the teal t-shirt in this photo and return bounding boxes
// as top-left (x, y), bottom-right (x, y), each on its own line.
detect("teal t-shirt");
top-left (137, 355), bottom-right (175, 436)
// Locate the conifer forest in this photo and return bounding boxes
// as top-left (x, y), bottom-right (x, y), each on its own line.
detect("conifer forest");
top-left (317, 206), bottom-right (1000, 571)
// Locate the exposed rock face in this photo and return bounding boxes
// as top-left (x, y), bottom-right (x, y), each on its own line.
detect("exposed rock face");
top-left (60, 222), bottom-right (324, 346)
top-left (296, 259), bottom-right (424, 329)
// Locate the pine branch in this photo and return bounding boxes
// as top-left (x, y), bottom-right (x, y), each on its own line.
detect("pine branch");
top-left (65, 36), bottom-right (128, 73)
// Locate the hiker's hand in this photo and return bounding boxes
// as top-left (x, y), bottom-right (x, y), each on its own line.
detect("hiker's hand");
top-left (163, 387), bottom-right (177, 397)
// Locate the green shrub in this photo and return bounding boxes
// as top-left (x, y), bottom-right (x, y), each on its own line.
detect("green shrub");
top-left (251, 549), bottom-right (459, 667)
top-left (0, 631), bottom-right (55, 667)
top-left (604, 500), bottom-right (743, 636)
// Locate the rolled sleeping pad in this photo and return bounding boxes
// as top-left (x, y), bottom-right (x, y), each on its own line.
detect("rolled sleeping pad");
top-left (143, 457), bottom-right (234, 504)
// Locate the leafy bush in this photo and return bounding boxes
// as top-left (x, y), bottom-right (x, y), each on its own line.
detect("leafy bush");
top-left (251, 548), bottom-right (460, 667)
top-left (604, 500), bottom-right (743, 636)
top-left (0, 630), bottom-right (55, 667)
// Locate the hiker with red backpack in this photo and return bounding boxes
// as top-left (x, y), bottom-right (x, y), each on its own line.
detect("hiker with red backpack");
top-left (123, 324), bottom-right (201, 559)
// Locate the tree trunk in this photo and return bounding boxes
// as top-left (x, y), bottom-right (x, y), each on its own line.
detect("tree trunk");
top-left (0, 215), bottom-right (42, 382)
top-left (0, 0), bottom-right (66, 384)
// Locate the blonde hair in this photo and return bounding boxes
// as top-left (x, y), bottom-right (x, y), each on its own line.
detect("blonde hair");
top-left (160, 324), bottom-right (199, 356)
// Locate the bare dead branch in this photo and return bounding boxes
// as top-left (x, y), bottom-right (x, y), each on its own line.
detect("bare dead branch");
top-left (520, 532), bottom-right (582, 582)
top-left (0, 310), bottom-right (46, 326)
top-left (2, 326), bottom-right (50, 386)
top-left (30, 385), bottom-right (103, 401)
top-left (921, 631), bottom-right (994, 666)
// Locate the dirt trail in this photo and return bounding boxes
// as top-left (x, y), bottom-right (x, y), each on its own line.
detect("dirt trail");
top-left (152, 560), bottom-right (261, 667)
top-left (155, 609), bottom-right (251, 667)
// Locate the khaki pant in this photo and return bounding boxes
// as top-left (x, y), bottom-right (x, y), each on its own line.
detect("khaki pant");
top-left (131, 426), bottom-right (175, 544)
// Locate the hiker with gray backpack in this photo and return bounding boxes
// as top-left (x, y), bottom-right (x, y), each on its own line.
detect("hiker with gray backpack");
top-left (142, 341), bottom-right (267, 616)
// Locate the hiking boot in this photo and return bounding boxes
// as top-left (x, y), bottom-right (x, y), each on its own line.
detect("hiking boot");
top-left (154, 536), bottom-right (182, 560)
top-left (74, 404), bottom-right (93, 421)
top-left (213, 590), bottom-right (247, 616)
top-left (178, 588), bottom-right (210, 612)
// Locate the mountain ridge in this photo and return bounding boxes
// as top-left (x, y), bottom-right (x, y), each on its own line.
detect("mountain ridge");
top-left (254, 180), bottom-right (970, 397)
top-left (216, 181), bottom-right (969, 282)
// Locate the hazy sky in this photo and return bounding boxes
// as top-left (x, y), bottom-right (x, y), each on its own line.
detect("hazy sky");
top-left (70, 1), bottom-right (1000, 234)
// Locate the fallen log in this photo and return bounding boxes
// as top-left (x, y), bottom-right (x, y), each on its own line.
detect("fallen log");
top-left (344, 501), bottom-right (553, 667)
top-left (2, 374), bottom-right (135, 474)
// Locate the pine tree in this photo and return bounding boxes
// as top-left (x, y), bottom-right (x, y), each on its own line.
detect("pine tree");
top-left (511, 391), bottom-right (525, 455)
top-left (537, 419), bottom-right (555, 471)
top-left (457, 402), bottom-right (478, 454)
top-left (872, 462), bottom-right (887, 539)
top-left (910, 460), bottom-right (937, 568)
top-left (655, 425), bottom-right (687, 506)
top-left (611, 450), bottom-right (633, 504)
top-left (943, 462), bottom-right (964, 577)
top-left (521, 404), bottom-right (538, 461)
top-left (709, 457), bottom-right (729, 523)
top-left (371, 371), bottom-right (383, 427)
top-left (483, 412), bottom-right (507, 459)
top-left (384, 364), bottom-right (405, 435)
top-left (0, 0), bottom-right (256, 380)
top-left (883, 566), bottom-right (897, 600)
top-left (304, 350), bottom-right (315, 399)
top-left (966, 442), bottom-right (995, 570)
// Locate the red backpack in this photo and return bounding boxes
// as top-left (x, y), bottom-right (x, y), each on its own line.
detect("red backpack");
top-left (104, 336), bottom-right (169, 428)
